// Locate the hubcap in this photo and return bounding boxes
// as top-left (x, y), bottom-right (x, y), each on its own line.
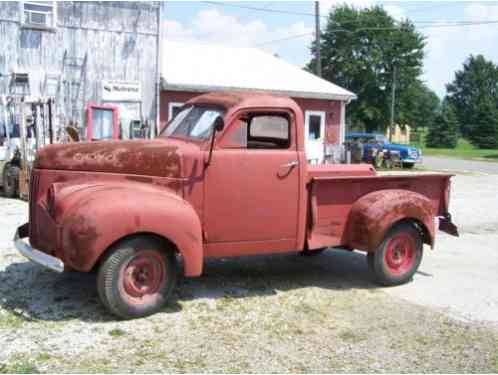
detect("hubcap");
top-left (384, 233), bottom-right (416, 276)
top-left (121, 251), bottom-right (166, 299)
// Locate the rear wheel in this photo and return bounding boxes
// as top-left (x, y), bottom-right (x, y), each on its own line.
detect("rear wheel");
top-left (97, 236), bottom-right (177, 319)
top-left (367, 222), bottom-right (423, 286)
top-left (2, 164), bottom-right (19, 198)
top-left (402, 162), bottom-right (415, 169)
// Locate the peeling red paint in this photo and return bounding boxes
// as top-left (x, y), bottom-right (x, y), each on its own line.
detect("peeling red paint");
top-left (26, 92), bottom-right (457, 279)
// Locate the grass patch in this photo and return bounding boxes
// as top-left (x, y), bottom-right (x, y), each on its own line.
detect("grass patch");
top-left (36, 352), bottom-right (51, 362)
top-left (0, 312), bottom-right (25, 329)
top-left (0, 360), bottom-right (38, 374)
top-left (419, 138), bottom-right (498, 162)
top-left (109, 328), bottom-right (126, 337)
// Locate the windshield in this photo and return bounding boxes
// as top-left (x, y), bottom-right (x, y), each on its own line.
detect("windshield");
top-left (160, 105), bottom-right (225, 140)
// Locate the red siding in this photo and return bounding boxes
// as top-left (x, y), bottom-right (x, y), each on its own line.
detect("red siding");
top-left (160, 91), bottom-right (202, 130)
top-left (160, 90), bottom-right (343, 146)
top-left (293, 97), bottom-right (341, 145)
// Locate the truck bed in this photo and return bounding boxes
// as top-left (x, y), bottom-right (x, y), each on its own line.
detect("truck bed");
top-left (306, 164), bottom-right (452, 250)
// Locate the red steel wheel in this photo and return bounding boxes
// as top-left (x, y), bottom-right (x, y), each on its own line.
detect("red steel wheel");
top-left (97, 236), bottom-right (177, 319)
top-left (383, 233), bottom-right (416, 276)
top-left (367, 222), bottom-right (423, 286)
top-left (120, 250), bottom-right (166, 302)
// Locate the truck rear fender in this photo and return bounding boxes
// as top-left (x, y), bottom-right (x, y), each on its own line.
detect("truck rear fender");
top-left (344, 189), bottom-right (435, 252)
top-left (52, 182), bottom-right (203, 276)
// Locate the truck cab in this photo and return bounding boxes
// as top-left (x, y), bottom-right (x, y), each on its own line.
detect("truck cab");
top-left (14, 92), bottom-right (458, 319)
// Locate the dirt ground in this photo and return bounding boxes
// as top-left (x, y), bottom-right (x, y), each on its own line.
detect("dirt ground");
top-left (0, 172), bottom-right (497, 373)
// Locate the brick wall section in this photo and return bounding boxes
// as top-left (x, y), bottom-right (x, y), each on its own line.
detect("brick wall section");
top-left (160, 90), bottom-right (343, 146)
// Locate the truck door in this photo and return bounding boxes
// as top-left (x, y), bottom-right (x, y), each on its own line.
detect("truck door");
top-left (204, 111), bottom-right (300, 257)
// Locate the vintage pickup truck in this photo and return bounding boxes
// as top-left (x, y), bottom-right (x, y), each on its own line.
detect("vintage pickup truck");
top-left (14, 92), bottom-right (458, 319)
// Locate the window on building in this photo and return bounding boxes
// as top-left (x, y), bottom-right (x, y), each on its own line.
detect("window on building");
top-left (168, 102), bottom-right (184, 122)
top-left (305, 111), bottom-right (325, 141)
top-left (21, 2), bottom-right (56, 29)
top-left (91, 108), bottom-right (115, 141)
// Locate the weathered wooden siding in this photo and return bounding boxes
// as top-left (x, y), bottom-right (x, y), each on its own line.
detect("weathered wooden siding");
top-left (0, 1), bottom-right (160, 133)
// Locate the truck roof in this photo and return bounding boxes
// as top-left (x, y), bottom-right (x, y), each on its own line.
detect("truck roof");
top-left (187, 91), bottom-right (303, 114)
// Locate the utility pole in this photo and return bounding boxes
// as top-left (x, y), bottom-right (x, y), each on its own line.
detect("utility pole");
top-left (389, 64), bottom-right (396, 143)
top-left (315, 1), bottom-right (322, 77)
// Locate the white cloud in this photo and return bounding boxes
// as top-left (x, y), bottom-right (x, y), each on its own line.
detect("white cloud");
top-left (422, 3), bottom-right (498, 97)
top-left (162, 9), bottom-right (313, 67)
top-left (162, 3), bottom-right (498, 97)
top-left (383, 5), bottom-right (406, 21)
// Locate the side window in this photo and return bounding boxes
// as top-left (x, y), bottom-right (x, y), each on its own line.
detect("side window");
top-left (247, 115), bottom-right (290, 149)
top-left (224, 118), bottom-right (248, 148)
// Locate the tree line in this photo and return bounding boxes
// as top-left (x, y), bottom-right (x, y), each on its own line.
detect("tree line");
top-left (308, 5), bottom-right (498, 149)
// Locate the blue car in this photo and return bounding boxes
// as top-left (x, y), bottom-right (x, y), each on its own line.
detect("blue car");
top-left (346, 132), bottom-right (422, 168)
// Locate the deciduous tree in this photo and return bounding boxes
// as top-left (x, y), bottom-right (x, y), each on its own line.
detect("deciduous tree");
top-left (309, 5), bottom-right (425, 132)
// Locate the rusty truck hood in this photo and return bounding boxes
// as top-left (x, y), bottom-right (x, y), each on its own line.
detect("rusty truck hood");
top-left (34, 138), bottom-right (203, 178)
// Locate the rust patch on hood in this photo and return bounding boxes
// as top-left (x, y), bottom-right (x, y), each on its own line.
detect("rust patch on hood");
top-left (35, 139), bottom-right (184, 178)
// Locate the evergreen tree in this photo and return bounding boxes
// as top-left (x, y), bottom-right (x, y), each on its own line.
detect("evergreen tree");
top-left (426, 101), bottom-right (459, 148)
top-left (469, 97), bottom-right (498, 149)
top-left (447, 55), bottom-right (498, 137)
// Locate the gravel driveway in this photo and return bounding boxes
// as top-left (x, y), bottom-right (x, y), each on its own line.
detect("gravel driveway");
top-left (423, 156), bottom-right (498, 175)
top-left (0, 173), bottom-right (497, 373)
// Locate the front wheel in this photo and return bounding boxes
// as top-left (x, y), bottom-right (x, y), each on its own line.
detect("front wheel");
top-left (97, 236), bottom-right (177, 319)
top-left (402, 162), bottom-right (415, 169)
top-left (367, 222), bottom-right (423, 286)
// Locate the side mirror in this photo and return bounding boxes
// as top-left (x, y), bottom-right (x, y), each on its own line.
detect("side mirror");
top-left (205, 116), bottom-right (225, 167)
top-left (214, 116), bottom-right (224, 132)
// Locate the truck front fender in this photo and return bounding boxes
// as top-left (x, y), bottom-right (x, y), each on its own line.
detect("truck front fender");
top-left (52, 182), bottom-right (203, 276)
top-left (344, 189), bottom-right (435, 252)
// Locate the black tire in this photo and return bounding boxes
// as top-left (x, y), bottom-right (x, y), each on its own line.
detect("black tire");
top-left (97, 236), bottom-right (177, 319)
top-left (402, 162), bottom-right (415, 169)
top-left (2, 164), bottom-right (19, 198)
top-left (300, 247), bottom-right (328, 256)
top-left (367, 222), bottom-right (423, 286)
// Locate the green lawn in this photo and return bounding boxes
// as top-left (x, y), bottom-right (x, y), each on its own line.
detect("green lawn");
top-left (416, 138), bottom-right (498, 162)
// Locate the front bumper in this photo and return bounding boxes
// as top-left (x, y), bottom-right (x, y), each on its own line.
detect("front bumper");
top-left (14, 223), bottom-right (64, 273)
top-left (401, 158), bottom-right (422, 164)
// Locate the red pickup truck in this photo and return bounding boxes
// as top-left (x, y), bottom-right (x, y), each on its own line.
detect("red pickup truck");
top-left (14, 92), bottom-right (458, 319)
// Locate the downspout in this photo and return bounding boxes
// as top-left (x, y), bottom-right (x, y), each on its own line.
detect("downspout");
top-left (154, 3), bottom-right (162, 138)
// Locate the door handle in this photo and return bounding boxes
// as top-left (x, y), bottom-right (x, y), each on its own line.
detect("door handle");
top-left (281, 160), bottom-right (299, 168)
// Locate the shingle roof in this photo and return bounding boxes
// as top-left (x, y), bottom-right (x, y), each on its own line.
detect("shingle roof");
top-left (161, 41), bottom-right (356, 101)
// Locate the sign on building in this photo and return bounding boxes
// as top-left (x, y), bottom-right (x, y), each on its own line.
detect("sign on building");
top-left (101, 80), bottom-right (142, 102)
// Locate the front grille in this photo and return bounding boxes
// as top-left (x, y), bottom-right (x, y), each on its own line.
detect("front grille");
top-left (29, 170), bottom-right (40, 240)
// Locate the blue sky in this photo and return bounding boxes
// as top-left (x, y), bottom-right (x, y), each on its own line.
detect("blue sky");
top-left (163, 1), bottom-right (498, 97)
